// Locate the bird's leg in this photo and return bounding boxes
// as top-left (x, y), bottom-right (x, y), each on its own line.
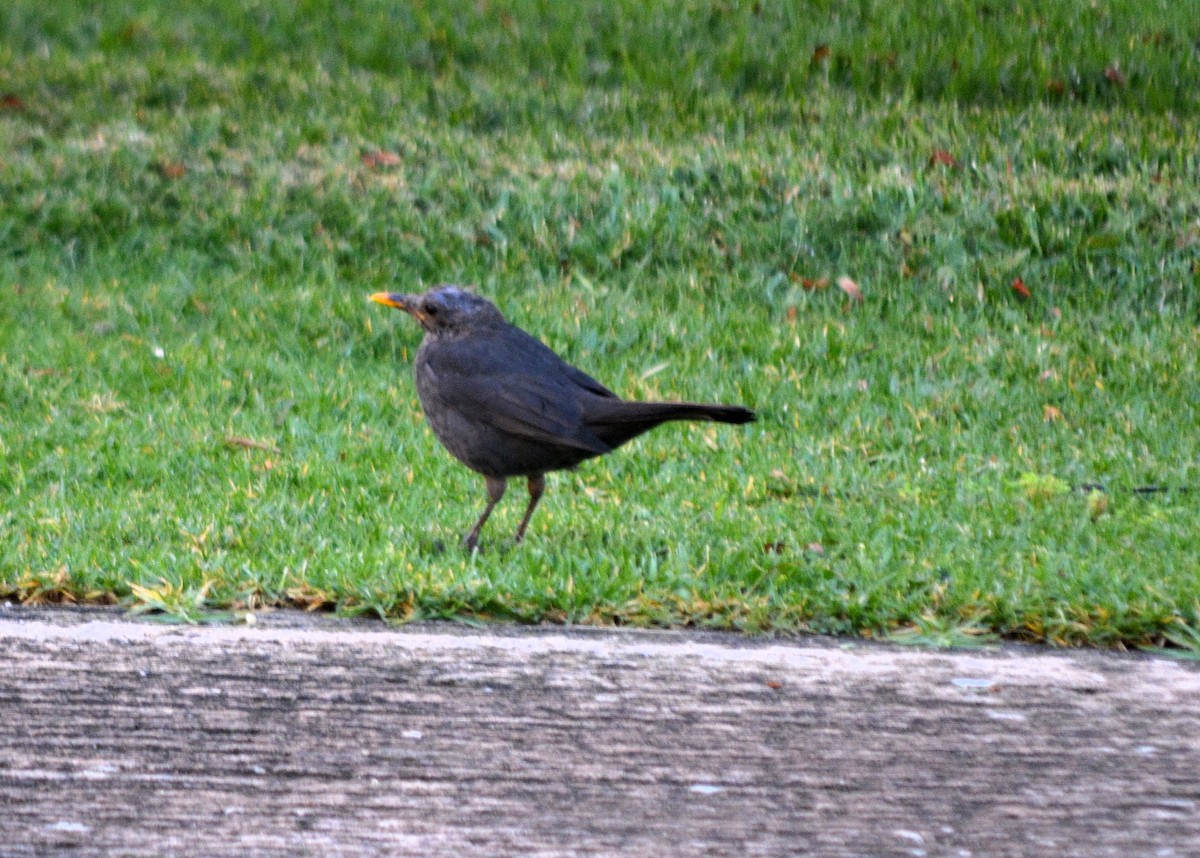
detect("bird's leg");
top-left (513, 474), bottom-right (546, 544)
top-left (462, 475), bottom-right (507, 551)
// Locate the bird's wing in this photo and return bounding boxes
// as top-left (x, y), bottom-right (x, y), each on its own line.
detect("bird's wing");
top-left (422, 333), bottom-right (613, 455)
top-left (485, 379), bottom-right (613, 454)
top-left (558, 361), bottom-right (617, 399)
top-left (502, 323), bottom-right (619, 399)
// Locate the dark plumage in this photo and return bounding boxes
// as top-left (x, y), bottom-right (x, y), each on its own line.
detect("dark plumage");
top-left (371, 286), bottom-right (755, 549)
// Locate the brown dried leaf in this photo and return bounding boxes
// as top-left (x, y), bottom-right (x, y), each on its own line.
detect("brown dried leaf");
top-left (837, 276), bottom-right (864, 303)
top-left (224, 436), bottom-right (280, 453)
top-left (928, 149), bottom-right (958, 169)
top-left (286, 584), bottom-right (334, 611)
top-left (26, 366), bottom-right (64, 378)
top-left (361, 150), bottom-right (402, 168)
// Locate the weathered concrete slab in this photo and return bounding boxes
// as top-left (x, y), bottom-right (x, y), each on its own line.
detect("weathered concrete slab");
top-left (1, 605), bottom-right (1198, 857)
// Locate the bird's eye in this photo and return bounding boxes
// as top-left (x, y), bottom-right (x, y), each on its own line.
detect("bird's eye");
top-left (423, 302), bottom-right (438, 316)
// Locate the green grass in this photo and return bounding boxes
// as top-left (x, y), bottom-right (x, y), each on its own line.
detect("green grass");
top-left (1, 0), bottom-right (1198, 646)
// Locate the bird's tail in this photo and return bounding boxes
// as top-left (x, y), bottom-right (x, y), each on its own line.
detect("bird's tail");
top-left (591, 399), bottom-right (754, 426)
top-left (648, 401), bottom-right (756, 425)
top-left (585, 398), bottom-right (754, 448)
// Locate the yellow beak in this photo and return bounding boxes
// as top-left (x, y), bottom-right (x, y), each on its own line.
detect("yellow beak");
top-left (369, 292), bottom-right (408, 310)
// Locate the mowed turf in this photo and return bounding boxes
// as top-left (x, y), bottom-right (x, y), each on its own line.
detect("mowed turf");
top-left (1, 0), bottom-right (1198, 645)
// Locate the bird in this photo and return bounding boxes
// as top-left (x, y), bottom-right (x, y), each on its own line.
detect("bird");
top-left (370, 286), bottom-right (755, 549)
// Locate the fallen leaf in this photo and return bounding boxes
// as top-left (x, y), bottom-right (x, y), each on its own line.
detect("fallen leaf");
top-left (766, 680), bottom-right (783, 690)
top-left (762, 541), bottom-right (786, 554)
top-left (785, 306), bottom-right (798, 323)
top-left (361, 150), bottom-right (401, 168)
top-left (805, 542), bottom-right (826, 555)
top-left (158, 160), bottom-right (186, 180)
top-left (286, 584), bottom-right (333, 611)
top-left (1045, 78), bottom-right (1066, 95)
top-left (224, 436), bottom-right (280, 453)
top-left (837, 275), bottom-right (864, 303)
top-left (811, 44), bottom-right (831, 66)
top-left (1042, 405), bottom-right (1064, 423)
top-left (928, 149), bottom-right (958, 169)
top-left (1011, 277), bottom-right (1032, 299)
top-left (0, 93), bottom-right (26, 111)
top-left (1104, 65), bottom-right (1126, 86)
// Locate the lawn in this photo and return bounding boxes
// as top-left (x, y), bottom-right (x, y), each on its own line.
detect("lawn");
top-left (1, 0), bottom-right (1198, 646)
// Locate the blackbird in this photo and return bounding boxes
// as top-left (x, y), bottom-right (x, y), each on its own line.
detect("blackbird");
top-left (370, 286), bottom-right (755, 549)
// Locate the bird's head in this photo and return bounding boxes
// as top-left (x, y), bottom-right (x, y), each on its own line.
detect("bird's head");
top-left (370, 285), bottom-right (505, 336)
